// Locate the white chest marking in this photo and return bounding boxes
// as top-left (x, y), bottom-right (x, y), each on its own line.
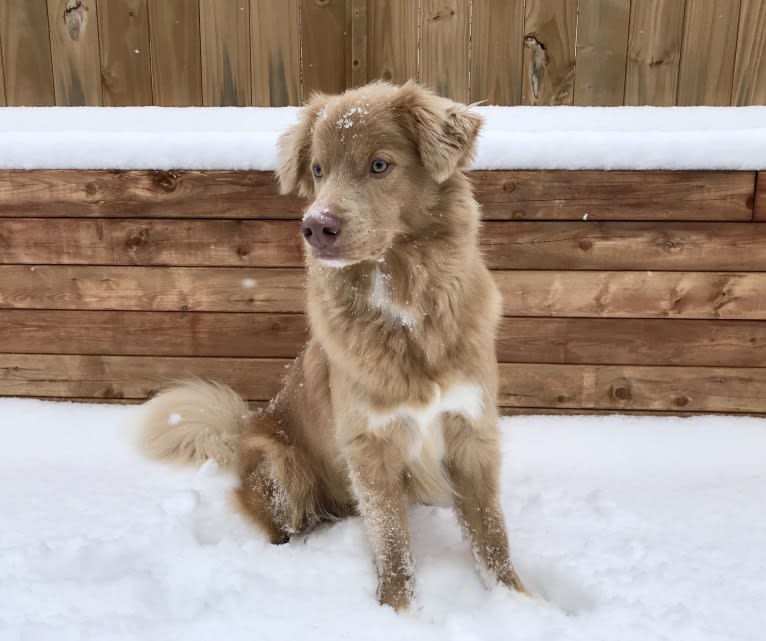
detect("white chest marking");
top-left (368, 267), bottom-right (417, 329)
top-left (366, 383), bottom-right (485, 451)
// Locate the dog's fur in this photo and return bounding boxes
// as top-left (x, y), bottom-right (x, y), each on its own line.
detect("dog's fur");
top-left (138, 81), bottom-right (525, 610)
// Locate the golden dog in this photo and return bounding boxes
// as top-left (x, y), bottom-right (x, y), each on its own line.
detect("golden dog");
top-left (138, 81), bottom-right (525, 611)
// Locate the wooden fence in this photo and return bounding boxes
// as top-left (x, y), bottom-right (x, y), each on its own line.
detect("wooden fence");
top-left (1, 0), bottom-right (764, 107)
top-left (1, 168), bottom-right (765, 414)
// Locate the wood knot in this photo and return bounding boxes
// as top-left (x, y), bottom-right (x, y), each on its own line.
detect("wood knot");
top-left (673, 396), bottom-right (690, 407)
top-left (271, 321), bottom-right (281, 330)
top-left (511, 210), bottom-right (526, 219)
top-left (236, 245), bottom-right (251, 258)
top-left (102, 384), bottom-right (124, 399)
top-left (613, 386), bottom-right (632, 401)
top-left (152, 170), bottom-right (179, 192)
top-left (502, 181), bottom-right (516, 193)
top-left (126, 228), bottom-right (149, 249)
top-left (352, 58), bottom-right (360, 68)
top-left (64, 0), bottom-right (86, 41)
top-left (556, 394), bottom-right (568, 403)
top-left (84, 182), bottom-right (99, 196)
top-left (579, 239), bottom-right (593, 251)
top-left (745, 194), bottom-right (754, 209)
top-left (382, 69), bottom-right (392, 81)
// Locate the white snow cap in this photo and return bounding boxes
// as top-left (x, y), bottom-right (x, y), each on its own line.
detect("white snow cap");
top-left (0, 105), bottom-right (765, 170)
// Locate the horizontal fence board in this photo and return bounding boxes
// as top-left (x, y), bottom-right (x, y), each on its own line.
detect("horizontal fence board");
top-left (473, 170), bottom-right (756, 221)
top-left (0, 353), bottom-right (287, 400)
top-left (3, 354), bottom-right (766, 412)
top-left (498, 271), bottom-right (766, 319)
top-left (0, 170), bottom-right (755, 222)
top-left (0, 310), bottom-right (308, 357)
top-left (498, 363), bottom-right (766, 412)
top-left (0, 266), bottom-right (304, 312)
top-left (0, 218), bottom-right (304, 266)
top-left (6, 219), bottom-right (766, 271)
top-left (4, 310), bottom-right (765, 367)
top-left (4, 266), bottom-right (766, 319)
top-left (0, 170), bottom-right (303, 218)
top-left (498, 317), bottom-right (766, 366)
top-left (483, 221), bottom-right (766, 271)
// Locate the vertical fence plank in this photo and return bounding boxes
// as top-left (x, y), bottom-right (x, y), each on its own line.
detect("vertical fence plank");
top-left (420, 0), bottom-right (470, 101)
top-left (349, 0), bottom-right (368, 87)
top-left (470, 0), bottom-right (524, 105)
top-left (624, 0), bottom-right (685, 105)
top-left (97, 0), bottom-right (152, 105)
top-left (300, 0), bottom-right (348, 97)
top-left (521, 0), bottom-right (577, 105)
top-left (574, 0), bottom-right (630, 106)
top-left (677, 0), bottom-right (740, 105)
top-left (47, 0), bottom-right (103, 105)
top-left (731, 0), bottom-right (766, 105)
top-left (0, 0), bottom-right (55, 105)
top-left (199, 0), bottom-right (252, 106)
top-left (250, 0), bottom-right (300, 106)
top-left (368, 0), bottom-right (419, 85)
top-left (148, 0), bottom-right (202, 106)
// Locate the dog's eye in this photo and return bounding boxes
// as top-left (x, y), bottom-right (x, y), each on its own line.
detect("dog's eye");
top-left (370, 159), bottom-right (390, 175)
top-left (312, 164), bottom-right (323, 178)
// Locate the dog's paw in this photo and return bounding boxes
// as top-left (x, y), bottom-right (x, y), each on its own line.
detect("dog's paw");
top-left (498, 566), bottom-right (529, 596)
top-left (377, 573), bottom-right (414, 613)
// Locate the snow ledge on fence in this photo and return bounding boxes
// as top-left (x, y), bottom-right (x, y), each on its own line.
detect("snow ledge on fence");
top-left (1, 105), bottom-right (766, 170)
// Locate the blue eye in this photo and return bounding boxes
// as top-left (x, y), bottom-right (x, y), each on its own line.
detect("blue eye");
top-left (312, 164), bottom-right (323, 178)
top-left (370, 159), bottom-right (390, 174)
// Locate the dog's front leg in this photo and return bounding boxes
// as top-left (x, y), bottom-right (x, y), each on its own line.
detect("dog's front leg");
top-left (343, 430), bottom-right (413, 612)
top-left (444, 415), bottom-right (526, 594)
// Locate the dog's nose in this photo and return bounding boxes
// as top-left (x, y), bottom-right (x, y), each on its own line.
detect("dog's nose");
top-left (301, 213), bottom-right (341, 249)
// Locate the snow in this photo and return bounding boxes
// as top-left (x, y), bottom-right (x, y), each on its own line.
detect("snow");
top-left (1, 105), bottom-right (765, 170)
top-left (1, 397), bottom-right (765, 641)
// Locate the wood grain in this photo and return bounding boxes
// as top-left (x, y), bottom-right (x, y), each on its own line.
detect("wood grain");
top-left (349, 0), bottom-right (368, 87)
top-left (5, 218), bottom-right (766, 272)
top-left (731, 0), bottom-right (766, 105)
top-left (522, 0), bottom-right (577, 105)
top-left (497, 271), bottom-right (766, 319)
top-left (498, 317), bottom-right (766, 366)
top-left (0, 266), bottom-right (305, 312)
top-left (624, 0), bottom-right (685, 105)
top-left (420, 0), bottom-right (471, 101)
top-left (6, 311), bottom-right (764, 368)
top-left (148, 0), bottom-right (202, 106)
top-left (498, 363), bottom-right (766, 412)
top-left (0, 170), bottom-right (304, 219)
top-left (0, 170), bottom-right (753, 222)
top-left (677, 0), bottom-right (740, 106)
top-left (0, 35), bottom-right (5, 106)
top-left (0, 353), bottom-right (288, 400)
top-left (756, 172), bottom-right (766, 221)
top-left (0, 218), bottom-right (303, 266)
top-left (250, 0), bottom-right (301, 106)
top-left (473, 170), bottom-right (756, 221)
top-left (469, 0), bottom-right (524, 105)
top-left (97, 0), bottom-right (152, 105)
top-left (47, 0), bottom-right (103, 105)
top-left (367, 0), bottom-right (418, 85)
top-left (481, 221), bottom-right (766, 270)
top-left (300, 0), bottom-right (348, 97)
top-left (0, 310), bottom-right (308, 357)
top-left (0, 0), bottom-right (55, 105)
top-left (573, 0), bottom-right (630, 106)
top-left (4, 265), bottom-right (766, 320)
top-left (199, 0), bottom-right (251, 106)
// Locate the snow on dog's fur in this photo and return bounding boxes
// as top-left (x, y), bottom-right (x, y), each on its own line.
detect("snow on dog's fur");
top-left (137, 81), bottom-right (526, 611)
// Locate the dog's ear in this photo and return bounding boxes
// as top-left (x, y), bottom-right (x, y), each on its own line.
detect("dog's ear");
top-left (392, 80), bottom-right (483, 183)
top-left (276, 93), bottom-right (329, 197)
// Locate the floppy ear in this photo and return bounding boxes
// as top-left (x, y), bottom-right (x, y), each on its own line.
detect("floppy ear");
top-left (393, 81), bottom-right (483, 183)
top-left (276, 93), bottom-right (329, 197)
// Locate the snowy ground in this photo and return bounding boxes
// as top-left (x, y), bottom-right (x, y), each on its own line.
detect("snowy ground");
top-left (1, 398), bottom-right (765, 641)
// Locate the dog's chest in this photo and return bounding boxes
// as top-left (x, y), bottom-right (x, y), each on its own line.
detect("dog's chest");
top-left (365, 383), bottom-right (485, 503)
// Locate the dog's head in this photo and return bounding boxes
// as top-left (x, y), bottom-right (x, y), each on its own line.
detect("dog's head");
top-left (276, 81), bottom-right (483, 266)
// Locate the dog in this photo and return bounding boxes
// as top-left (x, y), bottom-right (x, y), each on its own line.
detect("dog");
top-left (138, 80), bottom-right (526, 611)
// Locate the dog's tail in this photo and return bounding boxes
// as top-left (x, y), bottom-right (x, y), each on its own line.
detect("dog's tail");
top-left (136, 379), bottom-right (250, 469)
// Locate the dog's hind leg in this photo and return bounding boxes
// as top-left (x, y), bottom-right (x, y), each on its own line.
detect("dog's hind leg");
top-left (235, 409), bottom-right (323, 543)
top-left (444, 414), bottom-right (526, 594)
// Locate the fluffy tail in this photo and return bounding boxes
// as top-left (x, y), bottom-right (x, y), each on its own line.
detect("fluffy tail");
top-left (136, 379), bottom-right (250, 469)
